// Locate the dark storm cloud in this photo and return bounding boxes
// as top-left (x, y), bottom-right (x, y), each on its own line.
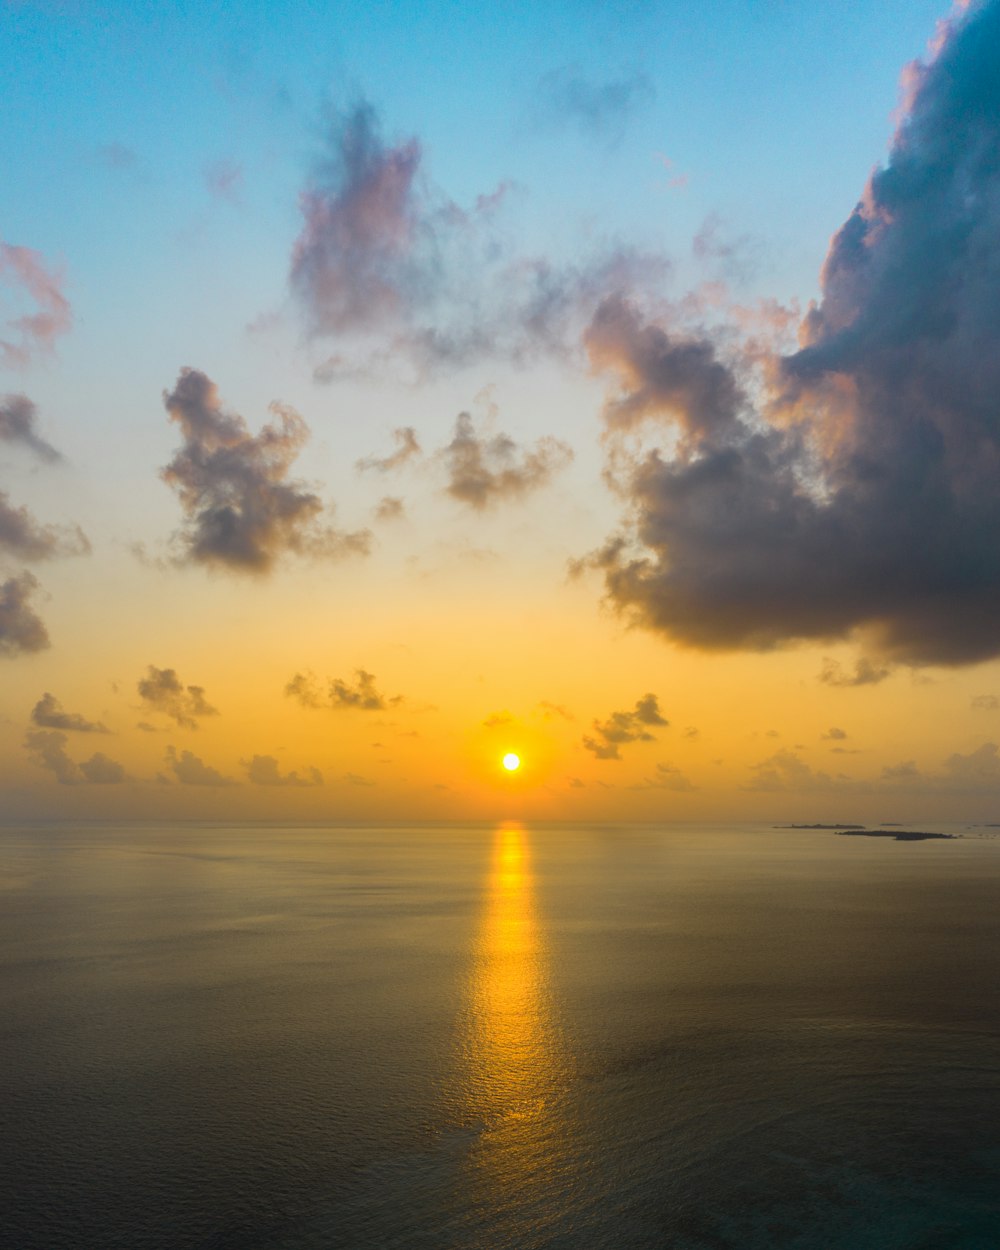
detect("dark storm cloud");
top-left (581, 2), bottom-right (1000, 666)
top-left (530, 67), bottom-right (655, 143)
top-left (583, 692), bottom-right (667, 760)
top-left (356, 426), bottom-right (421, 473)
top-left (290, 100), bottom-right (664, 376)
top-left (161, 368), bottom-right (371, 573)
top-left (0, 395), bottom-right (61, 462)
top-left (243, 754), bottom-right (323, 786)
top-left (442, 411), bottom-right (572, 509)
top-left (137, 665), bottom-right (218, 729)
top-left (0, 572), bottom-right (49, 656)
top-left (285, 668), bottom-right (400, 712)
top-left (164, 747), bottom-right (235, 787)
top-left (0, 491), bottom-right (89, 561)
top-left (24, 730), bottom-right (127, 785)
top-left (31, 692), bottom-right (108, 733)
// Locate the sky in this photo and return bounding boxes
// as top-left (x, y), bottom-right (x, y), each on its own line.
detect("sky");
top-left (5, 0), bottom-right (1000, 824)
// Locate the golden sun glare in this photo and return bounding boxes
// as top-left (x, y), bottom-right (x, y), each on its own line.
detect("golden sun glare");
top-left (502, 753), bottom-right (521, 772)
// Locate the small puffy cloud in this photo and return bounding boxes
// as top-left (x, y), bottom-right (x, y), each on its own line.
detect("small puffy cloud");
top-left (138, 665), bottom-right (218, 729)
top-left (330, 669), bottom-right (396, 710)
top-left (441, 411), bottom-right (572, 510)
top-left (972, 695), bottom-right (999, 711)
top-left (944, 742), bottom-right (1000, 782)
top-left (819, 658), bottom-right (892, 688)
top-left (483, 710), bottom-right (513, 728)
top-left (0, 491), bottom-right (89, 561)
top-left (747, 749), bottom-right (849, 793)
top-left (285, 668), bottom-right (400, 712)
top-left (164, 746), bottom-right (235, 786)
top-left (530, 67), bottom-right (654, 144)
top-left (243, 754), bottom-right (323, 786)
top-left (822, 727), bottom-right (848, 741)
top-left (0, 394), bottom-right (61, 462)
top-left (882, 760), bottom-right (923, 781)
top-left (161, 368), bottom-right (371, 573)
top-left (78, 753), bottom-right (128, 784)
top-left (344, 771), bottom-right (374, 786)
top-left (31, 692), bottom-right (108, 733)
top-left (374, 495), bottom-right (405, 522)
top-left (357, 426), bottom-right (421, 474)
top-left (647, 761), bottom-right (696, 792)
top-left (0, 241), bottom-right (72, 367)
top-left (0, 572), bottom-right (49, 657)
top-left (538, 700), bottom-right (573, 721)
top-left (583, 693), bottom-right (667, 760)
top-left (24, 730), bottom-right (127, 785)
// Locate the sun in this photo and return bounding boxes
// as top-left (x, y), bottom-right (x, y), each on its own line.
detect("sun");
top-left (502, 753), bottom-right (521, 772)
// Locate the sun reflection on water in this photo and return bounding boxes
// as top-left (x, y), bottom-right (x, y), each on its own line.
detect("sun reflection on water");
top-left (459, 821), bottom-right (572, 1218)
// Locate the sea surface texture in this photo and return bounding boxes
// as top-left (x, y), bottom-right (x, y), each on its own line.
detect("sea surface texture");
top-left (2, 822), bottom-right (999, 1248)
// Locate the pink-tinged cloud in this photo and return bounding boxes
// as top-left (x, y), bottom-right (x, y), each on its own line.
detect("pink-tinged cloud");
top-left (0, 243), bottom-right (71, 367)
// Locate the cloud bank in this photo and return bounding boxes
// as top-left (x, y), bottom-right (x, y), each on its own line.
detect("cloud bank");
top-left (581, 2), bottom-right (1000, 667)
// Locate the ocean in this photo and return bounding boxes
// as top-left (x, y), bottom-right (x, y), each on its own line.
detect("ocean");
top-left (1, 820), bottom-right (999, 1248)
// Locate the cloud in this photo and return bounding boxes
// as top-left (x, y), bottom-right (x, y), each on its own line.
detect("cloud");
top-left (972, 694), bottom-right (999, 710)
top-left (822, 726), bottom-right (848, 741)
top-left (530, 67), bottom-right (654, 144)
top-left (0, 572), bottom-right (49, 657)
top-left (882, 759), bottom-right (923, 781)
top-left (356, 426), bottom-right (421, 473)
top-left (164, 746), bottom-right (235, 786)
top-left (583, 692), bottom-right (667, 760)
top-left (579, 4), bottom-right (1000, 666)
top-left (291, 99), bottom-right (663, 377)
top-left (243, 754), bottom-right (323, 786)
top-left (538, 700), bottom-right (573, 721)
top-left (483, 710), bottom-right (513, 728)
top-left (95, 142), bottom-right (139, 172)
top-left (285, 668), bottom-right (400, 711)
top-left (374, 495), bottom-right (405, 522)
top-left (0, 241), bottom-right (72, 367)
top-left (0, 491), bottom-right (89, 561)
top-left (0, 394), bottom-right (61, 461)
top-left (344, 771), bottom-right (374, 786)
top-left (24, 730), bottom-right (127, 785)
top-left (819, 658), bottom-right (892, 688)
top-left (646, 761), bottom-right (697, 791)
top-left (137, 665), bottom-right (218, 729)
top-left (747, 749), bottom-right (850, 792)
top-left (161, 368), bottom-right (371, 573)
top-left (441, 411), bottom-right (572, 509)
top-left (204, 159), bottom-right (243, 204)
top-left (944, 741), bottom-right (1000, 782)
top-left (31, 692), bottom-right (108, 733)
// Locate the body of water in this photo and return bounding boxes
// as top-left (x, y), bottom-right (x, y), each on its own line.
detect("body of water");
top-left (2, 821), bottom-right (999, 1248)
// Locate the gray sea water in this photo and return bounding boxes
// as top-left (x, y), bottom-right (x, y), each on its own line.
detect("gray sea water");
top-left (2, 820), bottom-right (1000, 1249)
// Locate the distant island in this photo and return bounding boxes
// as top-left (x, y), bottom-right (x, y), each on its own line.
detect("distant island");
top-left (777, 823), bottom-right (866, 830)
top-left (836, 829), bottom-right (956, 842)
top-left (776, 823), bottom-right (957, 841)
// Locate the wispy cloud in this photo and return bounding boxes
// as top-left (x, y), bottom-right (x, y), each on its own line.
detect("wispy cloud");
top-left (285, 668), bottom-right (401, 712)
top-left (0, 242), bottom-right (72, 367)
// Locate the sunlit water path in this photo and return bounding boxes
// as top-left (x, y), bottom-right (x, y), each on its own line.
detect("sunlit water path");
top-left (2, 821), bottom-right (1000, 1247)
